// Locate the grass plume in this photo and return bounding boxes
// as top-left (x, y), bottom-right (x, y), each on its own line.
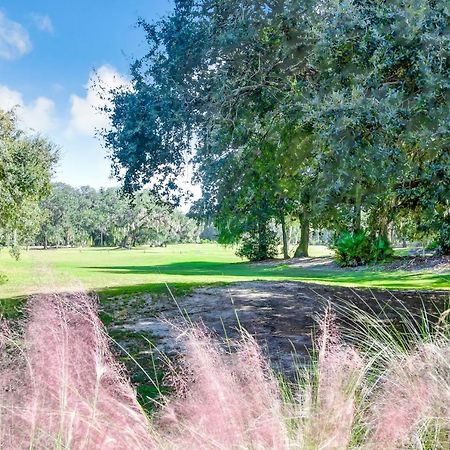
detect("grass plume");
top-left (0, 291), bottom-right (449, 448)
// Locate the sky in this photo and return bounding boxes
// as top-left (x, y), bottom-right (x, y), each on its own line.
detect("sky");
top-left (0, 0), bottom-right (174, 189)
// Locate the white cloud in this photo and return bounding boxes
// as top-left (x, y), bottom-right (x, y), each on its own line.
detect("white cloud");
top-left (68, 65), bottom-right (129, 137)
top-left (21, 97), bottom-right (58, 134)
top-left (0, 84), bottom-right (57, 134)
top-left (0, 65), bottom-right (200, 195)
top-left (0, 11), bottom-right (32, 60)
top-left (0, 84), bottom-right (22, 110)
top-left (31, 14), bottom-right (54, 34)
top-left (0, 72), bottom-right (121, 189)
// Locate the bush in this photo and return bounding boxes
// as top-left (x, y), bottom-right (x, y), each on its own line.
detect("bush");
top-left (438, 221), bottom-right (450, 255)
top-left (371, 234), bottom-right (394, 262)
top-left (237, 228), bottom-right (280, 261)
top-left (0, 273), bottom-right (7, 285)
top-left (425, 240), bottom-right (439, 252)
top-left (333, 231), bottom-right (393, 267)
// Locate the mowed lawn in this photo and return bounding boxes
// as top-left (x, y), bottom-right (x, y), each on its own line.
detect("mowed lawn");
top-left (0, 244), bottom-right (449, 302)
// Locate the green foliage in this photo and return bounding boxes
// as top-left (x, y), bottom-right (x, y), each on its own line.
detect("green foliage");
top-left (333, 232), bottom-right (371, 267)
top-left (0, 273), bottom-right (7, 285)
top-left (212, 141), bottom-right (293, 260)
top-left (437, 221), bottom-right (450, 255)
top-left (371, 235), bottom-right (395, 264)
top-left (0, 110), bottom-right (58, 255)
top-left (425, 241), bottom-right (439, 252)
top-left (236, 227), bottom-right (279, 262)
top-left (104, 0), bottom-right (449, 259)
top-left (36, 184), bottom-right (200, 248)
top-left (333, 231), bottom-right (394, 267)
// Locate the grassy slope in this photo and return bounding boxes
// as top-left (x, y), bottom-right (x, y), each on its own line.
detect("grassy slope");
top-left (0, 244), bottom-right (448, 304)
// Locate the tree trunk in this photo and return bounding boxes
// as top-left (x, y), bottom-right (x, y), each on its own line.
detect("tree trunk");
top-left (100, 230), bottom-right (104, 247)
top-left (389, 223), bottom-right (394, 243)
top-left (294, 211), bottom-right (309, 257)
top-left (380, 222), bottom-right (389, 241)
top-left (353, 182), bottom-right (362, 232)
top-left (258, 221), bottom-right (268, 260)
top-left (280, 216), bottom-right (289, 259)
top-left (44, 234), bottom-right (48, 250)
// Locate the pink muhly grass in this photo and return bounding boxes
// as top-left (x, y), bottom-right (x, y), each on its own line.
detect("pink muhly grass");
top-left (159, 327), bottom-right (289, 449)
top-left (1, 291), bottom-right (449, 449)
top-left (158, 308), bottom-right (365, 449)
top-left (369, 341), bottom-right (450, 449)
top-left (296, 307), bottom-right (363, 449)
top-left (0, 293), bottom-right (156, 449)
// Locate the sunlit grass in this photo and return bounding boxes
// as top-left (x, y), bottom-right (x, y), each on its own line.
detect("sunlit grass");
top-left (0, 244), bottom-right (448, 306)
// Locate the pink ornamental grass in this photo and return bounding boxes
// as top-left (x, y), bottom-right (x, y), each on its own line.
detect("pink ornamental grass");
top-left (310, 308), bottom-right (362, 448)
top-left (1, 291), bottom-right (449, 449)
top-left (159, 327), bottom-right (289, 449)
top-left (369, 341), bottom-right (450, 449)
top-left (0, 293), bottom-right (156, 449)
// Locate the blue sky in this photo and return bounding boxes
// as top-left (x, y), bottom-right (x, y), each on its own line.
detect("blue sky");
top-left (0, 0), bottom-right (174, 188)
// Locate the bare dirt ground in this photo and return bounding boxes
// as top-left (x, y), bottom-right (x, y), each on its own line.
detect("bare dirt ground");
top-left (254, 254), bottom-right (450, 273)
top-left (106, 281), bottom-right (449, 374)
top-left (378, 255), bottom-right (450, 273)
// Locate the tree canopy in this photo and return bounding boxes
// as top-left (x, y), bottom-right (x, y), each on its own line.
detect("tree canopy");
top-left (0, 110), bottom-right (58, 256)
top-left (36, 184), bottom-right (201, 249)
top-left (104, 0), bottom-right (450, 261)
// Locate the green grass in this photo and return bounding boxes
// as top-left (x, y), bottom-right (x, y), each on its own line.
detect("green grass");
top-left (0, 244), bottom-right (448, 306)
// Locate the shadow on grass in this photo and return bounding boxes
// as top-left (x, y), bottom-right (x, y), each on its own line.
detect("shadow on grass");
top-left (95, 280), bottom-right (230, 300)
top-left (84, 261), bottom-right (252, 276)
top-left (84, 261), bottom-right (450, 291)
top-left (1, 261), bottom-right (448, 314)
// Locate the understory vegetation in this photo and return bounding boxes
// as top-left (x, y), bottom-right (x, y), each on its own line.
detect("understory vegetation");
top-left (333, 232), bottom-right (394, 267)
top-left (1, 292), bottom-right (449, 449)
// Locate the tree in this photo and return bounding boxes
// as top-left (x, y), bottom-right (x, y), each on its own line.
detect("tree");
top-left (104, 0), bottom-right (450, 261)
top-left (300, 0), bottom-right (449, 250)
top-left (36, 184), bottom-right (200, 248)
top-left (104, 0), bottom-right (318, 260)
top-left (0, 110), bottom-right (58, 256)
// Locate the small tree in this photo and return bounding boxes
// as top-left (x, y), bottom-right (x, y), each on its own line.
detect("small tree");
top-left (0, 110), bottom-right (58, 256)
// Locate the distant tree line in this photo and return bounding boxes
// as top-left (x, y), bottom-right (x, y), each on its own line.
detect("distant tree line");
top-left (104, 0), bottom-right (449, 262)
top-left (0, 110), bottom-right (201, 256)
top-left (35, 183), bottom-right (201, 249)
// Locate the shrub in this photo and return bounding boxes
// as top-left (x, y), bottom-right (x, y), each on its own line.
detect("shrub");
top-left (425, 240), bottom-right (439, 252)
top-left (437, 221), bottom-right (450, 255)
top-left (237, 228), bottom-right (280, 261)
top-left (333, 231), bottom-right (393, 266)
top-left (0, 273), bottom-right (7, 285)
top-left (371, 234), bottom-right (394, 263)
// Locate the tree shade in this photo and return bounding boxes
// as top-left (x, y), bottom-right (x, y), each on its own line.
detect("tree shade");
top-left (104, 0), bottom-right (450, 260)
